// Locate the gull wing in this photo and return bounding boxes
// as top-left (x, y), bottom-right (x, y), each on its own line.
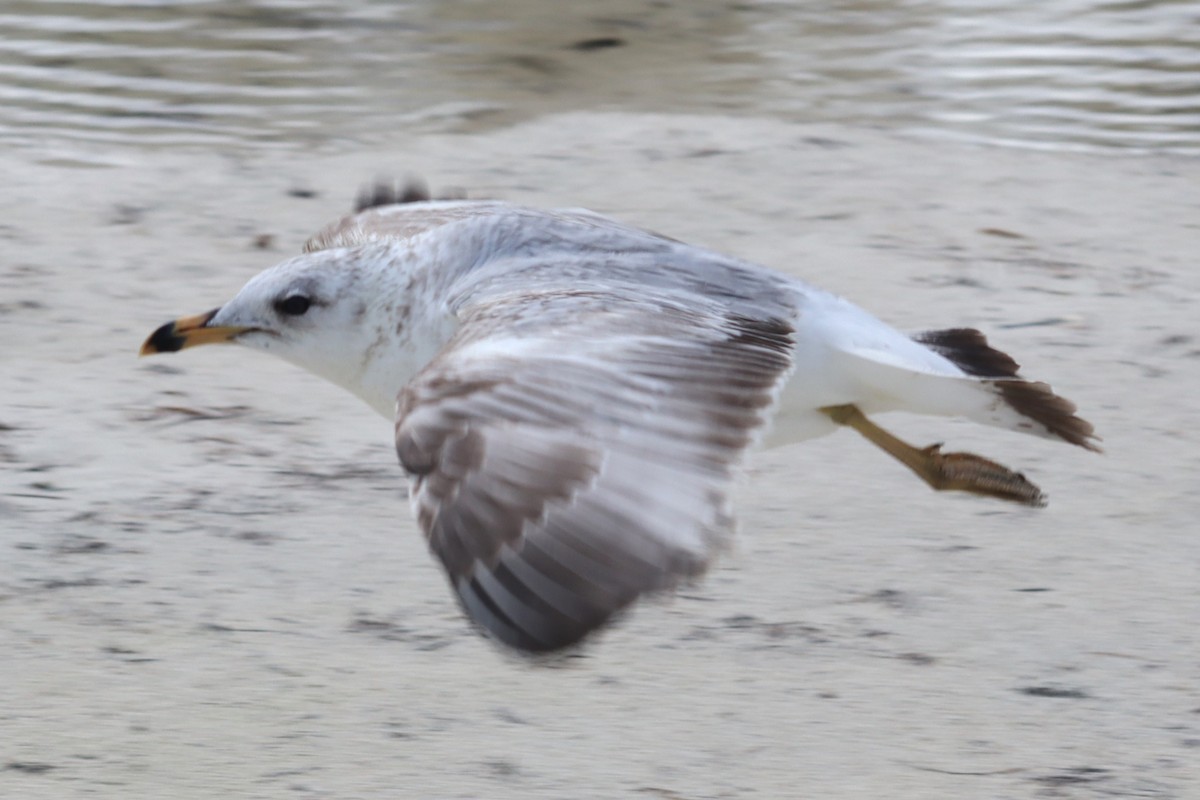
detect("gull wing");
top-left (394, 288), bottom-right (795, 652)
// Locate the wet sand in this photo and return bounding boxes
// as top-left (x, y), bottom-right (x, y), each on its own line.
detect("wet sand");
top-left (2, 113), bottom-right (1199, 798)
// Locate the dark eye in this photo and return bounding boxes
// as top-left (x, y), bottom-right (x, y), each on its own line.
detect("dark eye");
top-left (275, 295), bottom-right (312, 316)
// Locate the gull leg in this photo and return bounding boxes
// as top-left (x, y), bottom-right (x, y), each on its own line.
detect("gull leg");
top-left (820, 404), bottom-right (1046, 507)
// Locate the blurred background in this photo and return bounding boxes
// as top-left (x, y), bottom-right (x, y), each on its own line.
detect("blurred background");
top-left (3, 3), bottom-right (1199, 799)
top-left (3, 0), bottom-right (1199, 156)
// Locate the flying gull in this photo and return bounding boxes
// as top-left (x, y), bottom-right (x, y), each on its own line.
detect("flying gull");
top-left (141, 187), bottom-right (1099, 652)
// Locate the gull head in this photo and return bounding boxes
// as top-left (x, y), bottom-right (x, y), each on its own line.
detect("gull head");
top-left (140, 243), bottom-right (445, 418)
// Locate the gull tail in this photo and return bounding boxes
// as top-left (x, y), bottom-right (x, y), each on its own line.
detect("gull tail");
top-left (912, 328), bottom-right (1101, 452)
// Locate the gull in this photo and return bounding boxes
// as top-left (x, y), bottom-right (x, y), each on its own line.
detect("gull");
top-left (141, 188), bottom-right (1099, 652)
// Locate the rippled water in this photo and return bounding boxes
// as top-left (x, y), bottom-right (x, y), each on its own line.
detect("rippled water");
top-left (2, 0), bottom-right (1198, 153)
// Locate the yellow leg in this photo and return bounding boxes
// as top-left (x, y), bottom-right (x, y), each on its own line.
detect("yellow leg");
top-left (820, 404), bottom-right (1046, 507)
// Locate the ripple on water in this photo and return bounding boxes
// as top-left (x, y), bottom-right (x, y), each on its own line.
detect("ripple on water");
top-left (0, 0), bottom-right (1197, 154)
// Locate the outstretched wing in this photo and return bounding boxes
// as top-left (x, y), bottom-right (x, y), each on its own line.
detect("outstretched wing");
top-left (394, 289), bottom-right (795, 652)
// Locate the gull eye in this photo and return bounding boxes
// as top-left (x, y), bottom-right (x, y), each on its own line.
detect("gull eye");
top-left (275, 294), bottom-right (312, 317)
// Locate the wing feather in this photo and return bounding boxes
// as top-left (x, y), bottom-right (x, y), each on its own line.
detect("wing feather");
top-left (395, 290), bottom-right (795, 652)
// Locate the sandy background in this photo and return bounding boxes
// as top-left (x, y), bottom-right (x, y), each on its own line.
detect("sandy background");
top-left (2, 113), bottom-right (1199, 798)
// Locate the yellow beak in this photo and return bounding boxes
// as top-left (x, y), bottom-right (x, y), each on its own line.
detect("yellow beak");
top-left (139, 308), bottom-right (253, 356)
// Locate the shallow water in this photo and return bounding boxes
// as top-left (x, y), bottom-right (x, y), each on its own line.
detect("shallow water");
top-left (2, 0), bottom-right (1198, 154)
top-left (4, 3), bottom-right (1200, 797)
top-left (3, 118), bottom-right (1198, 798)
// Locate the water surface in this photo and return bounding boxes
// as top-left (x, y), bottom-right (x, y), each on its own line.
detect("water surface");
top-left (2, 0), bottom-right (1198, 154)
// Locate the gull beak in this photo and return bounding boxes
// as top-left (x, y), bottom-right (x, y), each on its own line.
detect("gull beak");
top-left (139, 308), bottom-right (252, 356)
